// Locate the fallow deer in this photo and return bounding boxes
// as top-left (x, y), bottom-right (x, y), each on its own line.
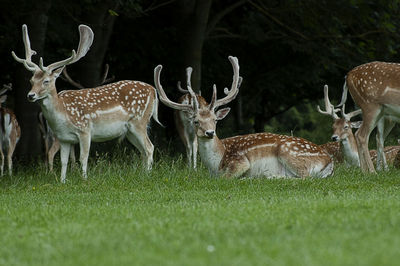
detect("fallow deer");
top-left (155, 56), bottom-right (333, 178)
top-left (12, 24), bottom-right (161, 183)
top-left (174, 66), bottom-right (242, 169)
top-left (319, 84), bottom-right (400, 169)
top-left (0, 84), bottom-right (21, 176)
top-left (38, 64), bottom-right (113, 171)
top-left (337, 61), bottom-right (400, 173)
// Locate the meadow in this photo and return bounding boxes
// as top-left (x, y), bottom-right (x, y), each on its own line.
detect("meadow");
top-left (1, 151), bottom-right (400, 266)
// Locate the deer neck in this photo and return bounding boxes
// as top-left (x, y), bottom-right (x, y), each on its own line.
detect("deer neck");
top-left (341, 133), bottom-right (360, 166)
top-left (198, 135), bottom-right (225, 175)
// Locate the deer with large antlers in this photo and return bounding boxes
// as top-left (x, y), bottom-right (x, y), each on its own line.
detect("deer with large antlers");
top-left (155, 56), bottom-right (333, 178)
top-left (0, 84), bottom-right (21, 176)
top-left (12, 24), bottom-right (161, 183)
top-left (318, 84), bottom-right (400, 169)
top-left (174, 66), bottom-right (242, 169)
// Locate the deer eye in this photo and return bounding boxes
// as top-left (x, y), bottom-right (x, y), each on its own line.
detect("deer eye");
top-left (344, 125), bottom-right (349, 130)
top-left (43, 80), bottom-right (50, 86)
top-left (193, 120), bottom-right (199, 125)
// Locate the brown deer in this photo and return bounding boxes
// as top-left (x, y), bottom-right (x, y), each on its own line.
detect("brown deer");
top-left (38, 64), bottom-right (113, 171)
top-left (336, 61), bottom-right (400, 173)
top-left (319, 84), bottom-right (400, 169)
top-left (12, 24), bottom-right (161, 183)
top-left (154, 56), bottom-right (333, 178)
top-left (174, 66), bottom-right (242, 169)
top-left (0, 84), bottom-right (21, 176)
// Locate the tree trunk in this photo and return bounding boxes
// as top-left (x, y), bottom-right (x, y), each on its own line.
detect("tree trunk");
top-left (14, 1), bottom-right (52, 159)
top-left (177, 0), bottom-right (212, 91)
top-left (73, 1), bottom-right (118, 87)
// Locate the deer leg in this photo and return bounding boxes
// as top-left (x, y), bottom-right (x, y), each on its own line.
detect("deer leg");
top-left (221, 155), bottom-right (250, 178)
top-left (7, 138), bottom-right (16, 176)
top-left (355, 106), bottom-right (382, 173)
top-left (126, 123), bottom-right (154, 170)
top-left (0, 146), bottom-right (4, 176)
top-left (79, 134), bottom-right (91, 180)
top-left (193, 136), bottom-right (198, 169)
top-left (376, 118), bottom-right (386, 171)
top-left (69, 145), bottom-right (76, 169)
top-left (59, 142), bottom-right (71, 183)
top-left (48, 138), bottom-right (60, 173)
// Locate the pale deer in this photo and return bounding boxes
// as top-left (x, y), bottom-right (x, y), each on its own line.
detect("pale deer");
top-left (319, 84), bottom-right (400, 169)
top-left (0, 84), bottom-right (21, 176)
top-left (174, 66), bottom-right (242, 169)
top-left (154, 56), bottom-right (333, 178)
top-left (12, 24), bottom-right (161, 183)
top-left (335, 61), bottom-right (400, 172)
top-left (38, 65), bottom-right (113, 171)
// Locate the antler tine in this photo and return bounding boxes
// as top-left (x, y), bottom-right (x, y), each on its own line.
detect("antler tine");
top-left (0, 83), bottom-right (12, 96)
top-left (61, 66), bottom-right (85, 89)
top-left (11, 24), bottom-right (39, 72)
top-left (213, 56), bottom-right (240, 109)
top-left (177, 66), bottom-right (195, 94)
top-left (208, 84), bottom-right (217, 110)
top-left (186, 67), bottom-right (193, 89)
top-left (224, 76), bottom-right (243, 95)
top-left (100, 64), bottom-right (115, 84)
top-left (46, 25), bottom-right (94, 72)
top-left (154, 65), bottom-right (193, 112)
top-left (317, 85), bottom-right (340, 119)
top-left (177, 81), bottom-right (188, 93)
top-left (341, 104), bottom-right (362, 121)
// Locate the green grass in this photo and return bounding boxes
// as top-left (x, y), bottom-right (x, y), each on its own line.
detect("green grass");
top-left (1, 153), bottom-right (400, 266)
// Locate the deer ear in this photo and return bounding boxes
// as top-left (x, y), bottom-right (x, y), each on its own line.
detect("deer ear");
top-left (351, 121), bottom-right (362, 128)
top-left (215, 107), bottom-right (230, 120)
top-left (52, 66), bottom-right (65, 78)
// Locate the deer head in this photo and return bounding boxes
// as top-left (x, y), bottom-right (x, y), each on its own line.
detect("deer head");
top-left (11, 24), bottom-right (94, 102)
top-left (317, 84), bottom-right (362, 142)
top-left (154, 56), bottom-right (240, 138)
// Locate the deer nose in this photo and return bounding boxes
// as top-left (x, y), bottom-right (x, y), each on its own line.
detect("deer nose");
top-left (205, 130), bottom-right (215, 138)
top-left (332, 135), bottom-right (339, 142)
top-left (27, 93), bottom-right (36, 102)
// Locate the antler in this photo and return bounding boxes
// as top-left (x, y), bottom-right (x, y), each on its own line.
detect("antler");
top-left (317, 85), bottom-right (340, 119)
top-left (341, 104), bottom-right (362, 121)
top-left (43, 25), bottom-right (93, 72)
top-left (177, 67), bottom-right (193, 93)
top-left (154, 65), bottom-right (194, 112)
top-left (62, 64), bottom-right (114, 89)
top-left (224, 76), bottom-right (243, 95)
top-left (11, 24), bottom-right (39, 72)
top-left (209, 56), bottom-right (240, 110)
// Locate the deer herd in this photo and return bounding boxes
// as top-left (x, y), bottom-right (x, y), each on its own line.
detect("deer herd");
top-left (1, 23), bottom-right (399, 182)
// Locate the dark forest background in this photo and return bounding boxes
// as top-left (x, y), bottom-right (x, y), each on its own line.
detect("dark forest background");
top-left (1, 0), bottom-right (400, 161)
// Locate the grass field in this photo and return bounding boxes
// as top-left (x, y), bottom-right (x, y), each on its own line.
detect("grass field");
top-left (1, 152), bottom-right (400, 266)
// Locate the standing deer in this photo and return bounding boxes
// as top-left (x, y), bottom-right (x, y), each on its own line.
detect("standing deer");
top-left (155, 56), bottom-right (333, 178)
top-left (12, 24), bottom-right (161, 183)
top-left (319, 84), bottom-right (400, 168)
top-left (174, 66), bottom-right (242, 169)
top-left (38, 64), bottom-right (113, 171)
top-left (0, 84), bottom-right (21, 176)
top-left (336, 61), bottom-right (400, 172)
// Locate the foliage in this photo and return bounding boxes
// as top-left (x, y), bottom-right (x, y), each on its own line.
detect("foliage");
top-left (1, 156), bottom-right (400, 265)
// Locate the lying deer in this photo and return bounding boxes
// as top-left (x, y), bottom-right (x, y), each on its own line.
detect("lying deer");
top-left (174, 66), bottom-right (242, 169)
top-left (155, 56), bottom-right (333, 178)
top-left (12, 24), bottom-right (162, 183)
top-left (0, 84), bottom-right (21, 176)
top-left (318, 85), bottom-right (400, 168)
